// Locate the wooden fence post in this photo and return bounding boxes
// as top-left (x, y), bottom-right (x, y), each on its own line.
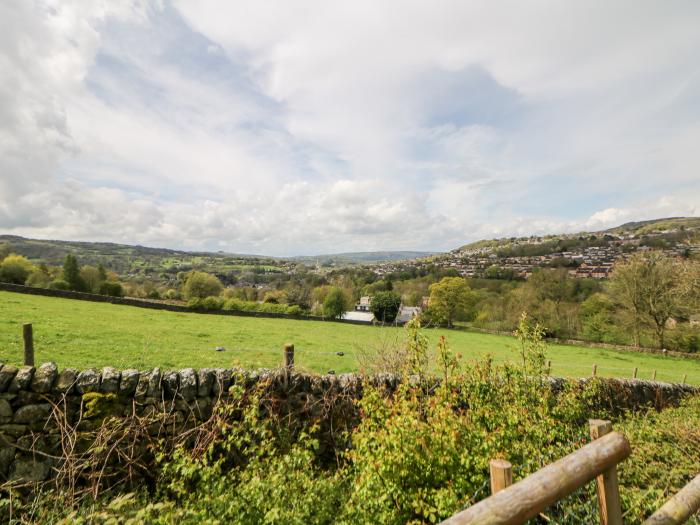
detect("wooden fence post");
top-left (283, 343), bottom-right (294, 371)
top-left (592, 364), bottom-right (597, 376)
top-left (682, 374), bottom-right (687, 385)
top-left (633, 367), bottom-right (638, 379)
top-left (589, 419), bottom-right (623, 525)
top-left (489, 459), bottom-right (513, 495)
top-left (652, 370), bottom-right (657, 381)
top-left (23, 323), bottom-right (34, 367)
top-left (546, 360), bottom-right (552, 375)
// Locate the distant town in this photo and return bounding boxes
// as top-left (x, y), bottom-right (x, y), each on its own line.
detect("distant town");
top-left (369, 223), bottom-right (700, 280)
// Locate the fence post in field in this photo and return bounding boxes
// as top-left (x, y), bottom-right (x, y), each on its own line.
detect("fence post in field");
top-left (682, 374), bottom-right (687, 385)
top-left (23, 323), bottom-right (34, 367)
top-left (489, 459), bottom-right (513, 495)
top-left (546, 360), bottom-right (552, 375)
top-left (592, 364), bottom-right (597, 376)
top-left (633, 367), bottom-right (638, 379)
top-left (589, 419), bottom-right (623, 525)
top-left (652, 370), bottom-right (657, 381)
top-left (283, 343), bottom-right (294, 371)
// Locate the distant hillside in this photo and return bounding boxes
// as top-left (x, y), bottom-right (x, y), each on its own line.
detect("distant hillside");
top-left (291, 251), bottom-right (435, 265)
top-left (454, 217), bottom-right (700, 254)
top-left (0, 235), bottom-right (284, 277)
top-left (0, 236), bottom-right (435, 277)
top-left (605, 217), bottom-right (700, 235)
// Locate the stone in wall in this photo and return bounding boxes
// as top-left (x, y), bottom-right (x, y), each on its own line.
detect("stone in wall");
top-left (9, 366), bottom-right (34, 393)
top-left (31, 362), bottom-right (57, 393)
top-left (76, 369), bottom-right (100, 394)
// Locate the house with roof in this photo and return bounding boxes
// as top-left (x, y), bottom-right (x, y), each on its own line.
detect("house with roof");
top-left (355, 296), bottom-right (372, 312)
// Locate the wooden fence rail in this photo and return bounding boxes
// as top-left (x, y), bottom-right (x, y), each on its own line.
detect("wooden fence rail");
top-left (440, 431), bottom-right (631, 525)
top-left (643, 474), bottom-right (700, 525)
top-left (441, 420), bottom-right (700, 525)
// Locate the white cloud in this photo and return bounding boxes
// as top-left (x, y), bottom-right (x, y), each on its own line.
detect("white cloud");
top-left (1, 0), bottom-right (699, 255)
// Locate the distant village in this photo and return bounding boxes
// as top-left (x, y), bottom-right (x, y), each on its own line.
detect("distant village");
top-left (369, 227), bottom-right (700, 281)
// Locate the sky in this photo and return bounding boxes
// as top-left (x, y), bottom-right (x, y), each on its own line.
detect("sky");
top-left (1, 1), bottom-right (699, 256)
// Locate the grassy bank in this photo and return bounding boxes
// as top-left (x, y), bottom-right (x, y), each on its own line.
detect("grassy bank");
top-left (0, 290), bottom-right (698, 383)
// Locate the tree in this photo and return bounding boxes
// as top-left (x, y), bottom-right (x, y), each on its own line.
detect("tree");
top-left (97, 263), bottom-right (108, 282)
top-left (323, 287), bottom-right (346, 319)
top-left (0, 254), bottom-right (34, 284)
top-left (370, 291), bottom-right (402, 323)
top-left (63, 254), bottom-right (87, 291)
top-left (182, 271), bottom-right (223, 300)
top-left (427, 277), bottom-right (472, 328)
top-left (609, 252), bottom-right (696, 348)
top-left (526, 268), bottom-right (575, 305)
top-left (25, 267), bottom-right (52, 288)
top-left (80, 265), bottom-right (102, 293)
top-left (579, 293), bottom-right (616, 343)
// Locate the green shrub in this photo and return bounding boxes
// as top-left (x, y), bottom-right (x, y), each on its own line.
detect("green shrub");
top-left (0, 254), bottom-right (34, 284)
top-left (25, 268), bottom-right (52, 288)
top-left (617, 396), bottom-right (700, 522)
top-left (182, 271), bottom-right (223, 300)
top-left (186, 297), bottom-right (203, 309)
top-left (223, 298), bottom-right (246, 311)
top-left (201, 296), bottom-right (224, 311)
top-left (49, 279), bottom-right (71, 290)
top-left (666, 324), bottom-right (700, 353)
top-left (286, 305), bottom-right (302, 316)
top-left (98, 281), bottom-right (123, 297)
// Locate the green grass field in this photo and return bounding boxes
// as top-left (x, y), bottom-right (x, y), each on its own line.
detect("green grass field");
top-left (1, 291), bottom-right (699, 384)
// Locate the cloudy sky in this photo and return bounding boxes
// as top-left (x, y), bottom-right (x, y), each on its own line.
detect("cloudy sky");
top-left (1, 1), bottom-right (699, 256)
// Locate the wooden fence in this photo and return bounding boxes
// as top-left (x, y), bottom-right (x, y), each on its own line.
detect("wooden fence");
top-left (440, 420), bottom-right (700, 525)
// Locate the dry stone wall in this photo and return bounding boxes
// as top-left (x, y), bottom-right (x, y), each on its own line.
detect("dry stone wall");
top-left (0, 362), bottom-right (698, 485)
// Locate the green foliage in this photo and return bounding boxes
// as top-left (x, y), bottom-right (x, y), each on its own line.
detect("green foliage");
top-left (426, 277), bottom-right (473, 327)
top-left (610, 252), bottom-right (697, 348)
top-left (323, 286), bottom-right (347, 319)
top-left (666, 324), bottom-right (700, 353)
top-left (370, 291), bottom-right (402, 323)
top-left (188, 295), bottom-right (224, 311)
top-left (97, 264), bottom-right (108, 282)
top-left (617, 396), bottom-right (700, 522)
top-left (222, 298), bottom-right (304, 315)
top-left (148, 383), bottom-right (344, 524)
top-left (80, 265), bottom-right (102, 293)
top-left (49, 279), bottom-right (71, 290)
top-left (0, 253), bottom-right (35, 284)
top-left (342, 319), bottom-right (596, 524)
top-left (579, 292), bottom-right (618, 342)
top-left (514, 312), bottom-right (547, 373)
top-left (63, 254), bottom-right (87, 292)
top-left (25, 267), bottom-right (52, 288)
top-left (182, 271), bottom-right (223, 300)
top-left (98, 281), bottom-right (123, 297)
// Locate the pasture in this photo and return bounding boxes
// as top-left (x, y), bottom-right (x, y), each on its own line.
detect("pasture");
top-left (0, 290), bottom-right (698, 384)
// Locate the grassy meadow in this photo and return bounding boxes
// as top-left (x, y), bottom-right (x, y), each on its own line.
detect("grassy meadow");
top-left (0, 290), bottom-right (698, 384)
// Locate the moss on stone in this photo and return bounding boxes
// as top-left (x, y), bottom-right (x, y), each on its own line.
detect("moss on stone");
top-left (83, 392), bottom-right (120, 420)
